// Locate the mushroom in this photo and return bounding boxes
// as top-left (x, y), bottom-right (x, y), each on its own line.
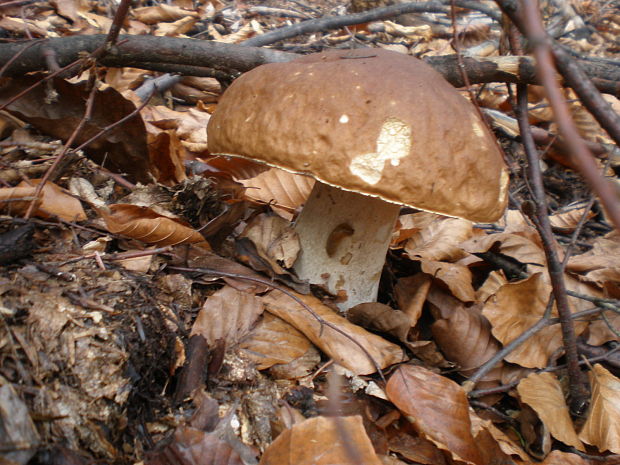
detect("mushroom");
top-left (207, 49), bottom-right (508, 311)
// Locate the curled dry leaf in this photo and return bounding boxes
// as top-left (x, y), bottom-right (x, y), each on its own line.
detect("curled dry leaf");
top-left (549, 206), bottom-right (595, 232)
top-left (241, 213), bottom-right (300, 269)
top-left (262, 290), bottom-right (405, 375)
top-left (402, 213), bottom-right (473, 262)
top-left (469, 414), bottom-right (529, 461)
top-left (386, 365), bottom-right (483, 465)
top-left (0, 180), bottom-right (86, 222)
top-left (540, 450), bottom-right (590, 465)
top-left (238, 313), bottom-right (313, 370)
top-left (393, 273), bottom-right (432, 326)
top-left (99, 204), bottom-right (210, 248)
top-left (482, 273), bottom-right (587, 368)
top-left (579, 364), bottom-right (620, 454)
top-left (567, 233), bottom-right (620, 288)
top-left (259, 415), bottom-right (382, 465)
top-left (420, 260), bottom-right (476, 302)
top-left (347, 302), bottom-right (412, 342)
top-left (461, 232), bottom-right (546, 271)
top-left (133, 4), bottom-right (199, 24)
top-left (191, 286), bottom-right (264, 350)
top-left (145, 426), bottom-right (244, 465)
top-left (517, 372), bottom-right (584, 450)
top-left (239, 168), bottom-right (315, 219)
top-left (428, 287), bottom-right (503, 390)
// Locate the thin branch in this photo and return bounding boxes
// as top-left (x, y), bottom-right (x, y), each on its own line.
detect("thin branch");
top-left (516, 80), bottom-right (589, 415)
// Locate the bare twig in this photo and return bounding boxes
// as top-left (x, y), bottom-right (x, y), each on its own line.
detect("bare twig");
top-left (241, 0), bottom-right (501, 47)
top-left (516, 81), bottom-right (589, 415)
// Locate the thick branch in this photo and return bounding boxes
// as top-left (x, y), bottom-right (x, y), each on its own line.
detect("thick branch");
top-left (1, 35), bottom-right (619, 96)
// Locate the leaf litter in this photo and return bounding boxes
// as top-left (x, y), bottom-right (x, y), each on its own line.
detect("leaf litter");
top-left (0, 0), bottom-right (619, 464)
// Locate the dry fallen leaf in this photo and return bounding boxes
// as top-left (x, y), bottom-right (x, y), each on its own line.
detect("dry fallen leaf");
top-left (262, 290), bottom-right (405, 375)
top-left (482, 273), bottom-right (586, 368)
top-left (191, 286), bottom-right (264, 349)
top-left (428, 286), bottom-right (503, 390)
top-left (145, 426), bottom-right (245, 465)
top-left (259, 415), bottom-right (382, 465)
top-left (0, 180), bottom-right (86, 222)
top-left (241, 213), bottom-right (300, 269)
top-left (402, 213), bottom-right (473, 262)
top-left (99, 204), bottom-right (210, 248)
top-left (386, 365), bottom-right (483, 465)
top-left (517, 371), bottom-right (584, 450)
top-left (239, 168), bottom-right (314, 219)
top-left (579, 364), bottom-right (620, 454)
top-left (567, 233), bottom-right (620, 288)
top-left (238, 313), bottom-right (314, 370)
top-left (420, 260), bottom-right (476, 302)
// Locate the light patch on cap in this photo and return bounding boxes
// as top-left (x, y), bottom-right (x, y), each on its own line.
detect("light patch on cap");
top-left (339, 114), bottom-right (349, 124)
top-left (349, 118), bottom-right (411, 185)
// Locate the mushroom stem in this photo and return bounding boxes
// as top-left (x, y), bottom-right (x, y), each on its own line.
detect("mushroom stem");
top-left (293, 181), bottom-right (401, 311)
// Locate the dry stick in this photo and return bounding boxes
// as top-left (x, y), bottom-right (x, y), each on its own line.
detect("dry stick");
top-left (494, 0), bottom-right (620, 231)
top-left (241, 1), bottom-right (444, 46)
top-left (554, 46), bottom-right (620, 147)
top-left (516, 82), bottom-right (589, 415)
top-left (169, 265), bottom-right (386, 382)
top-left (241, 0), bottom-right (501, 47)
top-left (23, 79), bottom-right (98, 219)
top-left (0, 38), bottom-right (43, 77)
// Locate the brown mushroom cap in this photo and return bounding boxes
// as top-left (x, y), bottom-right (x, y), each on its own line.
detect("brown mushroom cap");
top-left (208, 48), bottom-right (508, 222)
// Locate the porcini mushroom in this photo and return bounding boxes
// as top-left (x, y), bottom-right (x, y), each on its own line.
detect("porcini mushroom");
top-left (207, 49), bottom-right (508, 310)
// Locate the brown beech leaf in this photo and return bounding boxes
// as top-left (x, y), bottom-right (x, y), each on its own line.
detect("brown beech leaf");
top-left (146, 426), bottom-right (244, 465)
top-left (238, 313), bottom-right (313, 370)
top-left (567, 233), bottom-right (620, 288)
top-left (549, 206), bottom-right (595, 232)
top-left (393, 274), bottom-right (432, 326)
top-left (259, 415), bottom-right (382, 465)
top-left (517, 372), bottom-right (584, 450)
top-left (386, 365), bottom-right (483, 465)
top-left (403, 212), bottom-right (473, 262)
top-left (239, 168), bottom-right (314, 219)
top-left (347, 302), bottom-right (412, 342)
top-left (99, 204), bottom-right (210, 248)
top-left (388, 432), bottom-right (447, 465)
top-left (469, 414), bottom-right (529, 461)
top-left (0, 77), bottom-right (152, 183)
top-left (0, 180), bottom-right (86, 222)
top-left (475, 270), bottom-right (507, 303)
top-left (460, 232), bottom-right (546, 271)
top-left (588, 311), bottom-right (620, 346)
top-left (428, 286), bottom-right (503, 390)
top-left (579, 364), bottom-right (620, 454)
top-left (540, 450), bottom-right (590, 465)
top-left (420, 260), bottom-right (476, 302)
top-left (262, 290), bottom-right (405, 375)
top-left (191, 286), bottom-right (264, 350)
top-left (133, 4), bottom-right (198, 24)
top-left (482, 273), bottom-right (586, 368)
top-left (241, 213), bottom-right (300, 269)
